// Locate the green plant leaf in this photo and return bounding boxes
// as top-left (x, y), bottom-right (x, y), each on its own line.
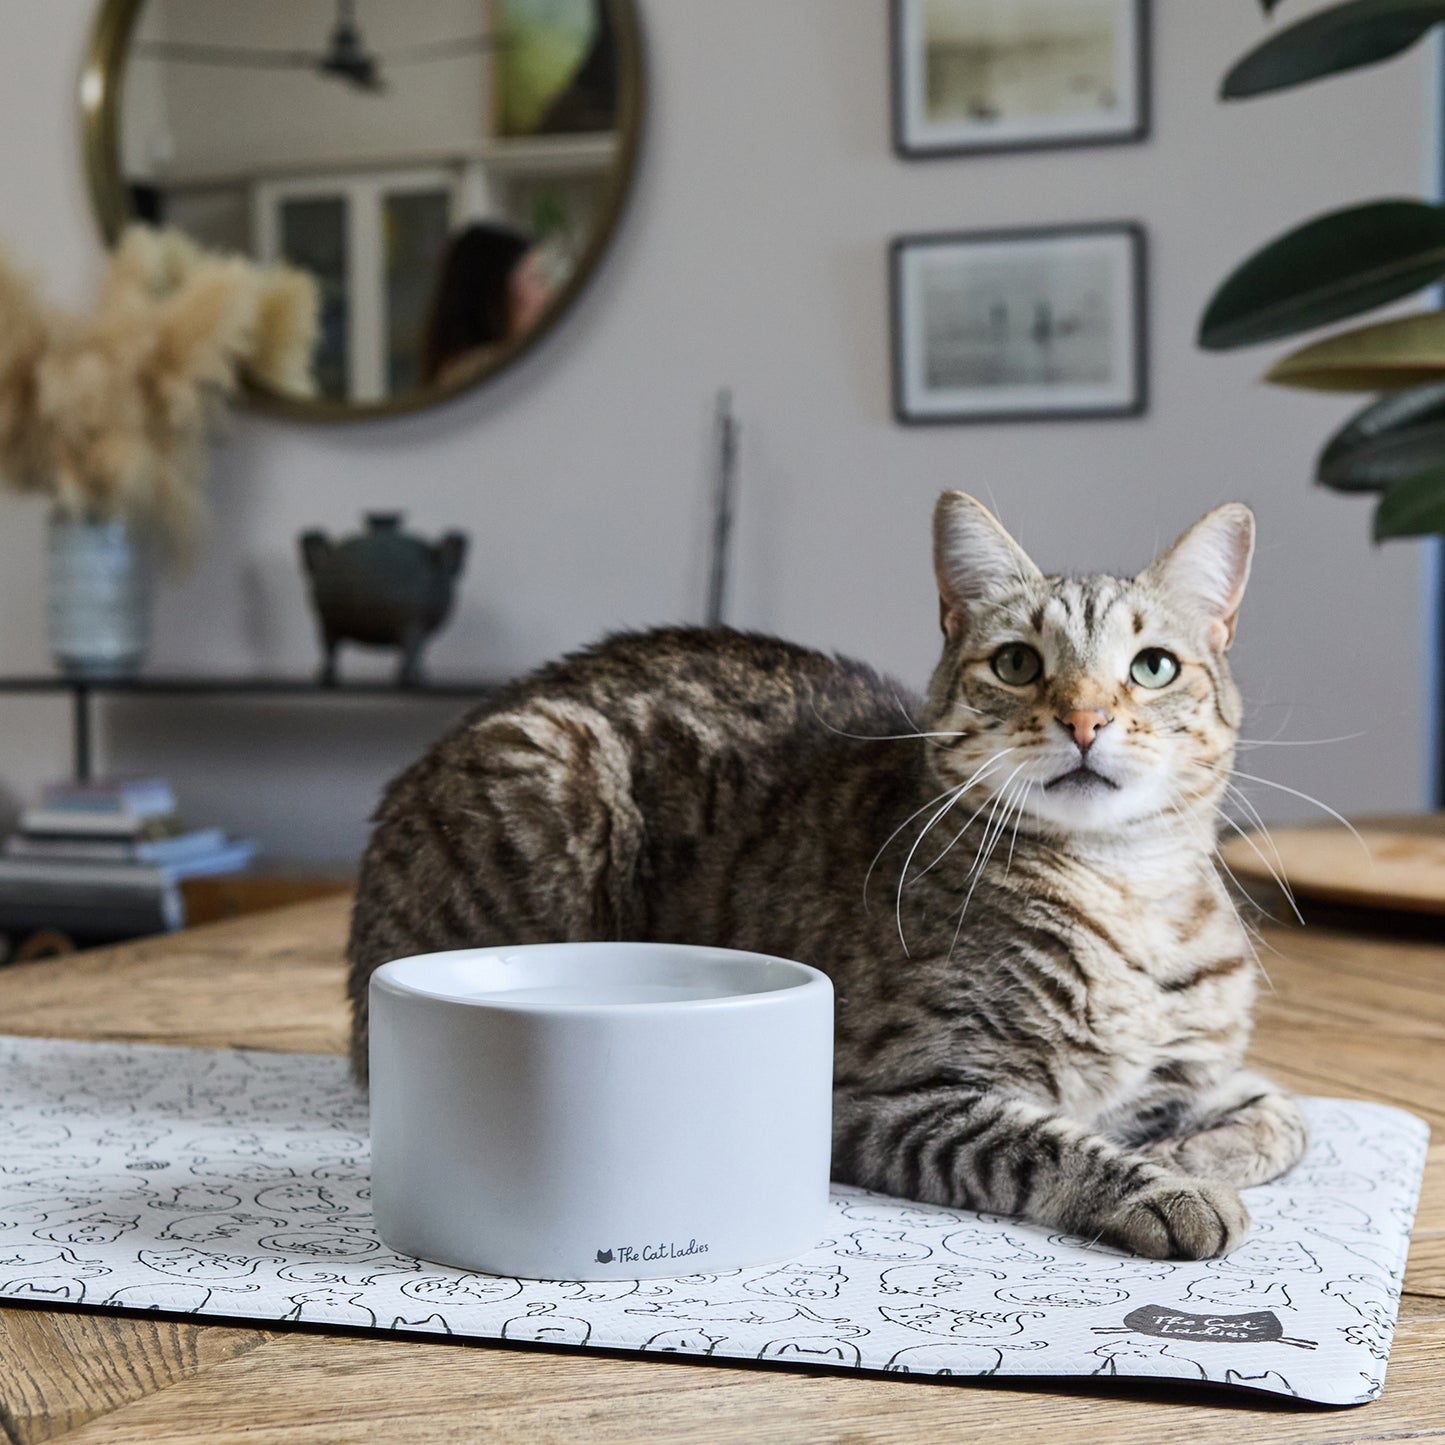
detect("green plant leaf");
top-left (1264, 310), bottom-right (1445, 389)
top-left (1223, 0), bottom-right (1445, 99)
top-left (1198, 201), bottom-right (1445, 350)
top-left (1372, 463), bottom-right (1445, 537)
top-left (1317, 381), bottom-right (1445, 491)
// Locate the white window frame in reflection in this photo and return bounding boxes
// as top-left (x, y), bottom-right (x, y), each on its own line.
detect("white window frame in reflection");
top-left (255, 166), bottom-right (456, 404)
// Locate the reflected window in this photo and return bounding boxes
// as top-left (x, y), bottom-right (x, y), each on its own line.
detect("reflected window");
top-left (278, 195), bottom-right (349, 401)
top-left (384, 190), bottom-right (451, 395)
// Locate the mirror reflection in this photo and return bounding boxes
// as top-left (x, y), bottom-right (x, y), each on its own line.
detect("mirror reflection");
top-left (109, 0), bottom-right (638, 412)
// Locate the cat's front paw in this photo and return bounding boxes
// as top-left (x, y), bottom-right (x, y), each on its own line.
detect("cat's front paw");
top-left (1153, 1131), bottom-right (1284, 1188)
top-left (1098, 1176), bottom-right (1249, 1260)
top-left (1147, 1093), bottom-right (1309, 1189)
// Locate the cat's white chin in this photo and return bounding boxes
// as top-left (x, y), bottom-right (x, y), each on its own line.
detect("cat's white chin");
top-left (1025, 766), bottom-right (1173, 834)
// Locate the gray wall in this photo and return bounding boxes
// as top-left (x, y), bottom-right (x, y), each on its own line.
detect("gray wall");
top-left (0, 1), bottom-right (1436, 863)
top-left (123, 0), bottom-right (491, 180)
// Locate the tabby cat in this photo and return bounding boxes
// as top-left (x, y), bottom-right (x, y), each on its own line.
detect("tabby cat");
top-left (347, 492), bottom-right (1307, 1260)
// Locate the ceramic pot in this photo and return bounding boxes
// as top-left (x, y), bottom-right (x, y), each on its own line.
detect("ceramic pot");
top-left (46, 511), bottom-right (152, 679)
top-left (299, 512), bottom-right (468, 686)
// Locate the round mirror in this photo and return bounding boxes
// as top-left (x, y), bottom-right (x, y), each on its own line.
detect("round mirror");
top-left (82, 0), bottom-right (644, 419)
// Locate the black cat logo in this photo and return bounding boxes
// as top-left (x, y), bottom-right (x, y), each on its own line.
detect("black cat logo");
top-left (596, 1249), bottom-right (615, 1264)
top-left (1094, 1304), bottom-right (1317, 1349)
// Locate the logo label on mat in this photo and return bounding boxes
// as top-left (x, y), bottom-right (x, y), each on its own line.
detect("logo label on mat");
top-left (1095, 1304), bottom-right (1317, 1348)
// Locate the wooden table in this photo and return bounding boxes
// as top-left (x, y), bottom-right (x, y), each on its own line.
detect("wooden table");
top-left (0, 897), bottom-right (1440, 1443)
top-left (1219, 814), bottom-right (1445, 919)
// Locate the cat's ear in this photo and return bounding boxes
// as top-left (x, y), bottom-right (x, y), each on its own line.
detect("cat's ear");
top-left (933, 492), bottom-right (1042, 639)
top-left (1144, 503), bottom-right (1255, 651)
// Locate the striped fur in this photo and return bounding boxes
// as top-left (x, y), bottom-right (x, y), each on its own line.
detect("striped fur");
top-left (347, 494), bottom-right (1306, 1260)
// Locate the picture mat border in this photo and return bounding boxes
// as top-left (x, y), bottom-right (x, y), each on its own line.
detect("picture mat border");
top-left (890, 222), bottom-right (1148, 426)
top-left (891, 0), bottom-right (1151, 159)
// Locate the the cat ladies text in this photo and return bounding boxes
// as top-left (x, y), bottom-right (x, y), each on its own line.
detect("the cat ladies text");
top-left (596, 1239), bottom-right (710, 1265)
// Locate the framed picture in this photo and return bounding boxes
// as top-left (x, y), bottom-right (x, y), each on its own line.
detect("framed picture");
top-left (891, 224), bottom-right (1147, 424)
top-left (891, 0), bottom-right (1149, 158)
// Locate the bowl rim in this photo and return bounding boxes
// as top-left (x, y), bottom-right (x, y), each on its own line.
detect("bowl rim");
top-left (370, 941), bottom-right (832, 1014)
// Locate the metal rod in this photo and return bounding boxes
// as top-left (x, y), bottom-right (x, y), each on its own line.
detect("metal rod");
top-left (705, 389), bottom-right (738, 629)
top-left (1436, 41), bottom-right (1445, 807)
top-left (73, 685), bottom-right (92, 783)
top-left (1436, 545), bottom-right (1445, 806)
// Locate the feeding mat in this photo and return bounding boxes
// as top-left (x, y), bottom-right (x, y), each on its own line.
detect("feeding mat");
top-left (0, 1035), bottom-right (1427, 1406)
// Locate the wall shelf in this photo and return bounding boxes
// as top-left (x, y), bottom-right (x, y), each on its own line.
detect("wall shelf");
top-left (0, 675), bottom-right (506, 782)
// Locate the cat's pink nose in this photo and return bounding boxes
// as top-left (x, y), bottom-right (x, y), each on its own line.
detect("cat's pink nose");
top-left (1059, 709), bottom-right (1110, 751)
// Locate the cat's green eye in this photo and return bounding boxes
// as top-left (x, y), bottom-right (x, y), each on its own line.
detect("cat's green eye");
top-left (1130, 648), bottom-right (1180, 690)
top-left (991, 644), bottom-right (1043, 687)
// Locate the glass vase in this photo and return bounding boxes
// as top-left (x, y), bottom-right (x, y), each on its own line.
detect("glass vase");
top-left (46, 511), bottom-right (152, 679)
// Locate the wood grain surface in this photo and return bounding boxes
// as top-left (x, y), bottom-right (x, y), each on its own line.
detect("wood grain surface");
top-left (0, 895), bottom-right (1441, 1444)
top-left (1219, 814), bottom-right (1445, 917)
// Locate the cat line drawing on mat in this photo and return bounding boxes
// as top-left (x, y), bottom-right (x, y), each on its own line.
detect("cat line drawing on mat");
top-left (347, 492), bottom-right (1307, 1258)
top-left (0, 1037), bottom-right (1425, 1402)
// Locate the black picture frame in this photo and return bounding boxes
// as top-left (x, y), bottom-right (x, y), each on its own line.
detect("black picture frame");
top-left (890, 222), bottom-right (1148, 426)
top-left (891, 0), bottom-right (1151, 160)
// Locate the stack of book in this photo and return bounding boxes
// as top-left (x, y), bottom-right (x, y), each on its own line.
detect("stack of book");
top-left (0, 777), bottom-right (257, 943)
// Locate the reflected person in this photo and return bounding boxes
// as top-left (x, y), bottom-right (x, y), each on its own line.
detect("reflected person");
top-left (421, 223), bottom-right (554, 387)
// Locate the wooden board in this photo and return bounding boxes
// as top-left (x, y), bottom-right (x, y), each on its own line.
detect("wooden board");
top-left (1219, 814), bottom-right (1445, 916)
top-left (179, 872), bottom-right (351, 928)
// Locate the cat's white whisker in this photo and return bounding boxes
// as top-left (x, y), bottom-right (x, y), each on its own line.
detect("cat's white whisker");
top-left (891, 750), bottom-right (1018, 950)
top-left (1233, 907), bottom-right (1284, 986)
top-left (1235, 731), bottom-right (1368, 750)
top-left (862, 780), bottom-right (967, 914)
top-left (1216, 779), bottom-right (1293, 894)
top-left (1226, 901), bottom-right (1276, 995)
top-left (1200, 762), bottom-right (1371, 860)
top-left (813, 718), bottom-right (973, 745)
top-left (869, 749), bottom-right (1018, 916)
top-left (891, 691), bottom-right (922, 733)
top-left (911, 759), bottom-right (1028, 885)
top-left (809, 695), bottom-right (985, 750)
top-left (1207, 831), bottom-right (1289, 933)
top-left (1212, 809), bottom-right (1306, 927)
top-left (1176, 760), bottom-right (1314, 923)
top-left (1194, 843), bottom-right (1278, 992)
top-left (966, 764), bottom-right (1030, 882)
top-left (895, 784), bottom-right (977, 958)
top-left (1004, 780), bottom-right (1035, 877)
top-left (891, 688), bottom-right (987, 729)
top-left (1157, 785), bottom-right (1279, 994)
top-left (946, 772), bottom-right (1031, 959)
top-left (942, 768), bottom-right (1034, 959)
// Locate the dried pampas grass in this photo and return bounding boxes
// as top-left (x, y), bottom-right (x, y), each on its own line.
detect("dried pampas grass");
top-left (0, 226), bottom-right (318, 552)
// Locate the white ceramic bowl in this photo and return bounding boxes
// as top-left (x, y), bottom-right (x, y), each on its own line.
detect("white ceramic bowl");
top-left (369, 942), bottom-right (834, 1280)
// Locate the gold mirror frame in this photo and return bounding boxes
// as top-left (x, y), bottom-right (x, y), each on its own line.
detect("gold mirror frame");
top-left (80, 0), bottom-right (645, 423)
